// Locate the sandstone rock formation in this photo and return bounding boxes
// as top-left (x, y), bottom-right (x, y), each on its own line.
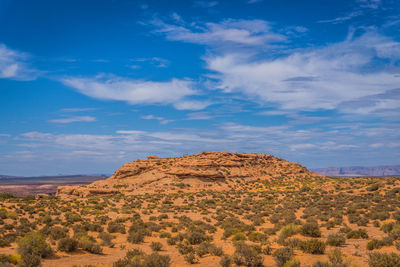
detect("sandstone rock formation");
top-left (57, 152), bottom-right (324, 197)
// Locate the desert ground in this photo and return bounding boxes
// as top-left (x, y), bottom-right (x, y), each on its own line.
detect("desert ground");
top-left (0, 152), bottom-right (399, 267)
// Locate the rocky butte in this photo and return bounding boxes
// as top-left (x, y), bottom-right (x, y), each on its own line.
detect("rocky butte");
top-left (57, 152), bottom-right (325, 198)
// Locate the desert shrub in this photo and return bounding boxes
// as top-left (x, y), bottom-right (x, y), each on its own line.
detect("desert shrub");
top-left (78, 236), bottom-right (102, 254)
top-left (209, 244), bottom-right (223, 256)
top-left (299, 239), bottom-right (326, 254)
top-left (368, 252), bottom-right (400, 267)
top-left (150, 241), bottom-right (163, 252)
top-left (279, 224), bottom-right (300, 240)
top-left (220, 255), bottom-right (232, 267)
top-left (395, 241), bottom-right (400, 251)
top-left (98, 232), bottom-right (114, 247)
top-left (48, 226), bottom-right (68, 240)
top-left (381, 222), bottom-right (395, 233)
top-left (195, 242), bottom-right (223, 257)
top-left (167, 237), bottom-right (177, 246)
top-left (114, 249), bottom-right (170, 267)
top-left (347, 229), bottom-right (368, 239)
top-left (284, 257), bottom-right (300, 267)
top-left (248, 232), bottom-right (268, 243)
top-left (0, 238), bottom-right (10, 247)
top-left (143, 253), bottom-right (171, 267)
top-left (232, 232), bottom-right (246, 241)
top-left (184, 253), bottom-right (198, 264)
top-left (57, 237), bottom-right (78, 252)
top-left (312, 262), bottom-right (331, 267)
top-left (326, 233), bottom-right (346, 247)
top-left (367, 239), bottom-right (382, 250)
top-left (17, 232), bottom-right (53, 267)
top-left (0, 253), bottom-right (20, 265)
top-left (233, 242), bottom-right (263, 267)
top-left (284, 237), bottom-right (301, 249)
top-left (107, 221), bottom-right (126, 234)
top-left (159, 232), bottom-right (171, 238)
top-left (367, 184), bottom-right (379, 191)
top-left (301, 222), bottom-right (321, 237)
top-left (273, 247), bottom-right (294, 267)
top-left (328, 248), bottom-right (346, 266)
top-left (127, 230), bottom-right (145, 244)
top-left (187, 231), bottom-right (208, 245)
top-left (178, 241), bottom-right (194, 255)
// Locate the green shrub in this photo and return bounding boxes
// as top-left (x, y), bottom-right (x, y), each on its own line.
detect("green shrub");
top-left (367, 239), bottom-right (382, 250)
top-left (233, 242), bottom-right (263, 267)
top-left (279, 224), bottom-right (300, 240)
top-left (368, 252), bottom-right (400, 267)
top-left (347, 229), bottom-right (368, 239)
top-left (150, 242), bottom-right (162, 252)
top-left (184, 253), bottom-right (197, 264)
top-left (78, 237), bottom-right (102, 254)
top-left (98, 232), bottom-right (114, 247)
top-left (299, 239), bottom-right (326, 254)
top-left (326, 233), bottom-right (346, 247)
top-left (17, 232), bottom-right (53, 267)
top-left (57, 237), bottom-right (78, 252)
top-left (328, 249), bottom-right (345, 265)
top-left (107, 221), bottom-right (126, 234)
top-left (127, 231), bottom-right (145, 244)
top-left (301, 222), bottom-right (321, 237)
top-left (187, 231), bottom-right (209, 245)
top-left (284, 257), bottom-right (301, 267)
top-left (273, 247), bottom-right (294, 267)
top-left (220, 255), bottom-right (232, 267)
top-left (143, 253), bottom-right (171, 267)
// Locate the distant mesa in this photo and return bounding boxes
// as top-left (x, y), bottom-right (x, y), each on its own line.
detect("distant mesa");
top-left (57, 151), bottom-right (324, 198)
top-left (312, 165), bottom-right (400, 177)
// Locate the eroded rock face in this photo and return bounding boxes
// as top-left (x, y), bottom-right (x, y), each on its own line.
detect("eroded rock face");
top-left (57, 152), bottom-right (323, 197)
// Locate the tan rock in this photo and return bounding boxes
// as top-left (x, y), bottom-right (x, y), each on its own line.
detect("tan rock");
top-left (57, 151), bottom-right (324, 198)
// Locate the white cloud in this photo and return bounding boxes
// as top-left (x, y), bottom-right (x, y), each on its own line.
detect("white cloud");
top-left (318, 11), bottom-right (363, 24)
top-left (206, 31), bottom-right (400, 112)
top-left (61, 75), bottom-right (205, 110)
top-left (141, 115), bottom-right (174, 125)
top-left (49, 116), bottom-right (96, 124)
top-left (173, 100), bottom-right (212, 110)
top-left (193, 1), bottom-right (218, 8)
top-left (357, 0), bottom-right (381, 9)
top-left (60, 107), bottom-right (97, 112)
top-left (130, 57), bottom-right (169, 68)
top-left (0, 44), bottom-right (37, 80)
top-left (151, 17), bottom-right (286, 47)
top-left (186, 112), bottom-right (213, 120)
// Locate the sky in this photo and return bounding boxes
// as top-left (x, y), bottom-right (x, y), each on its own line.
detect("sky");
top-left (0, 0), bottom-right (399, 176)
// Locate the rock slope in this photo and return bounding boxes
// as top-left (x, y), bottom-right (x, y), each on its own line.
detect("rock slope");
top-left (57, 152), bottom-right (324, 197)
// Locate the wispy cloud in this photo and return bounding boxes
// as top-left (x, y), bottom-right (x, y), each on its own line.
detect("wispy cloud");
top-left (60, 107), bottom-right (97, 112)
top-left (0, 44), bottom-right (38, 80)
top-left (130, 57), bottom-right (169, 68)
top-left (193, 1), bottom-right (218, 8)
top-left (151, 17), bottom-right (286, 47)
top-left (61, 74), bottom-right (207, 110)
top-left (318, 11), bottom-right (363, 24)
top-left (247, 0), bottom-right (263, 4)
top-left (141, 115), bottom-right (174, 124)
top-left (206, 31), bottom-right (400, 113)
top-left (357, 0), bottom-right (382, 9)
top-left (49, 116), bottom-right (96, 124)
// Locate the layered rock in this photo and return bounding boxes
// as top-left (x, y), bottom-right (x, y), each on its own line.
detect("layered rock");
top-left (57, 152), bottom-right (323, 197)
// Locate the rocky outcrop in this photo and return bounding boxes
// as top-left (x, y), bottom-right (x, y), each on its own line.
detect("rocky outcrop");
top-left (57, 152), bottom-right (323, 197)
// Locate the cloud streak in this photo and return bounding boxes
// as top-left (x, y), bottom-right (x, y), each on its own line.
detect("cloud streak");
top-left (49, 116), bottom-right (97, 124)
top-left (61, 75), bottom-right (208, 110)
top-left (0, 44), bottom-right (37, 80)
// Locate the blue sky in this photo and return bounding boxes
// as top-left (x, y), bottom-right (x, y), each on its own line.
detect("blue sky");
top-left (0, 0), bottom-right (399, 176)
